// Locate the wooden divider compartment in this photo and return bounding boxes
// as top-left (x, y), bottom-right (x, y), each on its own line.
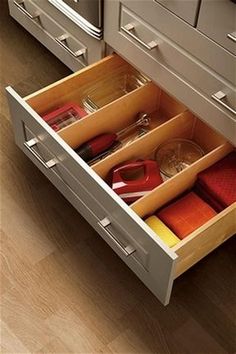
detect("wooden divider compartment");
top-left (131, 141), bottom-right (233, 218)
top-left (130, 134), bottom-right (234, 278)
top-left (24, 54), bottom-right (149, 121)
top-left (56, 84), bottom-right (186, 151)
top-left (93, 111), bottom-right (229, 181)
top-left (135, 168), bottom-right (236, 279)
top-left (24, 53), bottom-right (186, 151)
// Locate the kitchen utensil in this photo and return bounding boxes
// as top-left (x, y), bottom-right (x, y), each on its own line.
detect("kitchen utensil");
top-left (76, 112), bottom-right (150, 161)
top-left (112, 159), bottom-right (163, 203)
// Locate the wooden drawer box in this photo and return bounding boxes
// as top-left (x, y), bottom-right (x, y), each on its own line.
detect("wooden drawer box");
top-left (6, 54), bottom-right (236, 305)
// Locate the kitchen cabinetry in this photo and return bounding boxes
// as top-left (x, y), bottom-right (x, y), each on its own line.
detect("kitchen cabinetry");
top-left (197, 0), bottom-right (236, 56)
top-left (9, 0), bottom-right (104, 71)
top-left (6, 0), bottom-right (236, 305)
top-left (104, 0), bottom-right (236, 145)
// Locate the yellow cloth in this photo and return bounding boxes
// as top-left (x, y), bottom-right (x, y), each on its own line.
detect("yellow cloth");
top-left (145, 215), bottom-right (180, 247)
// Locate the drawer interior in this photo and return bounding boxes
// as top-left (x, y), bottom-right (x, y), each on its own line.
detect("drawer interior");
top-left (131, 140), bottom-right (232, 218)
top-left (92, 111), bottom-right (228, 179)
top-left (24, 54), bottom-right (150, 118)
top-left (58, 83), bottom-right (186, 150)
top-left (23, 54), bottom-right (235, 278)
top-left (131, 141), bottom-right (235, 277)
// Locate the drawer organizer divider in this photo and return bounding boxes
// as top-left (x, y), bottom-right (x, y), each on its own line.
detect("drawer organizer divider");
top-left (58, 82), bottom-right (162, 149)
top-left (24, 54), bottom-right (140, 115)
top-left (56, 85), bottom-right (187, 151)
top-left (131, 142), bottom-right (233, 218)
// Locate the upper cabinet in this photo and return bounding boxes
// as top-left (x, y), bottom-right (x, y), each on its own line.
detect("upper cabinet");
top-left (155, 0), bottom-right (200, 26)
top-left (197, 0), bottom-right (236, 56)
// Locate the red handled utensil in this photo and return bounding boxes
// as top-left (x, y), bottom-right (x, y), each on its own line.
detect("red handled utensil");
top-left (76, 112), bottom-right (150, 162)
top-left (112, 160), bottom-right (163, 203)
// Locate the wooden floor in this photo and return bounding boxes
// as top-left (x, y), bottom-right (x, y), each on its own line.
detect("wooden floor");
top-left (0, 1), bottom-right (236, 353)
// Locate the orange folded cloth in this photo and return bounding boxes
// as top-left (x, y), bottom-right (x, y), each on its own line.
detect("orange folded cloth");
top-left (157, 192), bottom-right (217, 239)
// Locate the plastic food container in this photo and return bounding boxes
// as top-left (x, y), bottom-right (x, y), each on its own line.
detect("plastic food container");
top-left (82, 69), bottom-right (149, 113)
top-left (42, 103), bottom-right (87, 131)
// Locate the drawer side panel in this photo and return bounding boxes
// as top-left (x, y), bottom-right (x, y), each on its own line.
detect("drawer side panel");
top-left (173, 204), bottom-right (236, 278)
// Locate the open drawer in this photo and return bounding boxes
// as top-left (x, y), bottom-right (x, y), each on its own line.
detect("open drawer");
top-left (6, 54), bottom-right (236, 305)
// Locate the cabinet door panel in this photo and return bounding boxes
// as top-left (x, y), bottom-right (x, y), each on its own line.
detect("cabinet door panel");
top-left (155, 0), bottom-right (200, 26)
top-left (197, 0), bottom-right (236, 55)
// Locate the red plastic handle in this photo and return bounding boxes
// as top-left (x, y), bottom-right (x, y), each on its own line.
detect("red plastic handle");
top-left (89, 133), bottom-right (117, 156)
top-left (113, 160), bottom-right (158, 185)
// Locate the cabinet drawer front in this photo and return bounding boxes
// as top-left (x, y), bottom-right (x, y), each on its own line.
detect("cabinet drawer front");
top-left (105, 3), bottom-right (236, 145)
top-left (120, 5), bottom-right (236, 114)
top-left (30, 0), bottom-right (104, 66)
top-left (6, 80), bottom-right (177, 305)
top-left (9, 0), bottom-right (87, 71)
top-left (197, 0), bottom-right (236, 56)
top-left (120, 0), bottom-right (235, 86)
top-left (155, 0), bottom-right (200, 26)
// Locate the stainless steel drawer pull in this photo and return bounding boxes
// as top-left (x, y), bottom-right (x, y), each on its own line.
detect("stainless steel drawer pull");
top-left (227, 32), bottom-right (236, 43)
top-left (98, 217), bottom-right (136, 257)
top-left (55, 34), bottom-right (86, 58)
top-left (211, 91), bottom-right (236, 115)
top-left (24, 138), bottom-right (57, 169)
top-left (121, 23), bottom-right (159, 51)
top-left (14, 1), bottom-right (39, 20)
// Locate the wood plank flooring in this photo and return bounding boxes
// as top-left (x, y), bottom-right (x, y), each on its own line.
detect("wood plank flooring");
top-left (0, 1), bottom-right (236, 352)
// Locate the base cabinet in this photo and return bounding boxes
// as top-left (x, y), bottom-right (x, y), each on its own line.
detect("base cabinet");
top-left (8, 0), bottom-right (104, 71)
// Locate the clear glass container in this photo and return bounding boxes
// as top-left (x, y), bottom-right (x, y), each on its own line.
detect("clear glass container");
top-left (82, 69), bottom-right (149, 113)
top-left (155, 138), bottom-right (204, 179)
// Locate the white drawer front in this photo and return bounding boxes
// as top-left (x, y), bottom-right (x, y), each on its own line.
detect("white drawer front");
top-left (197, 0), bottom-right (236, 56)
top-left (155, 0), bottom-right (200, 26)
top-left (9, 0), bottom-right (88, 71)
top-left (105, 2), bottom-right (236, 144)
top-left (6, 86), bottom-right (177, 305)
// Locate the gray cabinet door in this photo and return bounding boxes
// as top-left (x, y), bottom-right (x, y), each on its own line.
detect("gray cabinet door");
top-left (155, 0), bottom-right (200, 26)
top-left (197, 0), bottom-right (236, 55)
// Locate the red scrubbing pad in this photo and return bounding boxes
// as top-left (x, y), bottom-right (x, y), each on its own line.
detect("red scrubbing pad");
top-left (196, 152), bottom-right (236, 211)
